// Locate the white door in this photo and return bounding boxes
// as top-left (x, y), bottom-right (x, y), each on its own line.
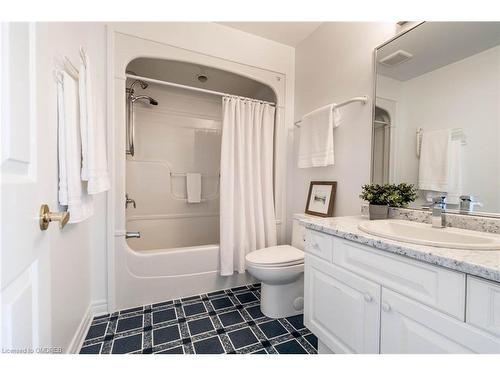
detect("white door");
top-left (1, 22), bottom-right (53, 353)
top-left (381, 288), bottom-right (500, 354)
top-left (304, 254), bottom-right (381, 354)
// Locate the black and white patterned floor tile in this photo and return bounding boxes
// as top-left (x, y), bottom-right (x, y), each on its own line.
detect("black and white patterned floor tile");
top-left (80, 283), bottom-right (317, 355)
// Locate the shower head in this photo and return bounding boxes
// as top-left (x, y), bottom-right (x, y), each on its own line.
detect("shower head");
top-left (129, 79), bottom-right (149, 92)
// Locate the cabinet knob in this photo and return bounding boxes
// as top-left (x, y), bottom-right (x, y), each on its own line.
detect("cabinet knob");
top-left (381, 301), bottom-right (391, 312)
top-left (311, 241), bottom-right (320, 250)
top-left (363, 293), bottom-right (373, 303)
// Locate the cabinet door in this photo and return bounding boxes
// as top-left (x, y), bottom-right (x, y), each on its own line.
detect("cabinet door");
top-left (466, 276), bottom-right (500, 337)
top-left (304, 254), bottom-right (381, 354)
top-left (381, 288), bottom-right (500, 353)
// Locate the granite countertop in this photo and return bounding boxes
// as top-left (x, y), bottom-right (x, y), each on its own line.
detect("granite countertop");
top-left (296, 214), bottom-right (500, 283)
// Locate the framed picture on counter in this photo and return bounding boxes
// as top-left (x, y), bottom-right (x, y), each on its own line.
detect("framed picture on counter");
top-left (305, 181), bottom-right (337, 217)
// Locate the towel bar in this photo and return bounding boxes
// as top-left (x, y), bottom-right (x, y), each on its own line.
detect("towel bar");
top-left (294, 95), bottom-right (368, 127)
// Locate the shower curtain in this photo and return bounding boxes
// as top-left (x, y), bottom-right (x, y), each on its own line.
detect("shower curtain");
top-left (220, 97), bottom-right (277, 276)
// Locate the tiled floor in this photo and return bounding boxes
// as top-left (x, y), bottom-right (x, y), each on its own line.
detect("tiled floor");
top-left (80, 283), bottom-right (317, 354)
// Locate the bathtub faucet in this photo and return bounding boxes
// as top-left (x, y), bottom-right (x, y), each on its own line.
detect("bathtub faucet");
top-left (126, 231), bottom-right (141, 239)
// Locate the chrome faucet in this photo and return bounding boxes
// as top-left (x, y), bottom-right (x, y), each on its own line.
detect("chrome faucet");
top-left (431, 195), bottom-right (447, 228)
top-left (125, 194), bottom-right (136, 209)
top-left (459, 195), bottom-right (481, 213)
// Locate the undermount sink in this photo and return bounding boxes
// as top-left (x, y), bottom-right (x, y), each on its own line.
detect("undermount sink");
top-left (358, 220), bottom-right (500, 250)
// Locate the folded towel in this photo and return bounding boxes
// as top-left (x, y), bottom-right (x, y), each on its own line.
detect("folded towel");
top-left (418, 129), bottom-right (462, 204)
top-left (79, 50), bottom-right (110, 194)
top-left (297, 104), bottom-right (341, 168)
top-left (186, 173), bottom-right (202, 203)
top-left (58, 71), bottom-right (93, 223)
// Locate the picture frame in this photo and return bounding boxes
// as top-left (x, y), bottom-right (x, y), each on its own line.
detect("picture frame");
top-left (305, 181), bottom-right (337, 217)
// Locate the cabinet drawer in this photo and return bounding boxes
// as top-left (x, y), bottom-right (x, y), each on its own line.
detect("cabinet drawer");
top-left (466, 276), bottom-right (500, 337)
top-left (381, 288), bottom-right (500, 353)
top-left (304, 254), bottom-right (380, 354)
top-left (304, 229), bottom-right (333, 262)
top-left (332, 237), bottom-right (465, 320)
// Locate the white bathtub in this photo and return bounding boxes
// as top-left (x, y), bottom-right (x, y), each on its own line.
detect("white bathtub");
top-left (114, 238), bottom-right (253, 311)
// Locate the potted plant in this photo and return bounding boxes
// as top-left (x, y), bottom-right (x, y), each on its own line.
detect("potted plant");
top-left (390, 183), bottom-right (418, 208)
top-left (360, 183), bottom-right (417, 220)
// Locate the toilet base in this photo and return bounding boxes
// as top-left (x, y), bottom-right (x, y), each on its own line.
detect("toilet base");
top-left (260, 274), bottom-right (304, 318)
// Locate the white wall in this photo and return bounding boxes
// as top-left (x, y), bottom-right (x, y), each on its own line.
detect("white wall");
top-left (35, 22), bottom-right (108, 351)
top-left (288, 22), bottom-right (396, 241)
top-left (110, 22), bottom-right (295, 76)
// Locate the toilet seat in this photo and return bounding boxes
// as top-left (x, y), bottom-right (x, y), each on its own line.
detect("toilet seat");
top-left (246, 245), bottom-right (304, 268)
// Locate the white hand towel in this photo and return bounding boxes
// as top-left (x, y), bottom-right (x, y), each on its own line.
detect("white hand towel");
top-left (79, 50), bottom-right (110, 194)
top-left (186, 173), bottom-right (202, 203)
top-left (297, 104), bottom-right (341, 168)
top-left (418, 129), bottom-right (462, 204)
top-left (58, 71), bottom-right (93, 223)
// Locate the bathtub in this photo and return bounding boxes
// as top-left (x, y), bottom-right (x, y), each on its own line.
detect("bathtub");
top-left (114, 237), bottom-right (253, 311)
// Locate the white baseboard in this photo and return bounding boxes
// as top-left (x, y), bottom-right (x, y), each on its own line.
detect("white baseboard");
top-left (91, 299), bottom-right (109, 317)
top-left (67, 299), bottom-right (109, 354)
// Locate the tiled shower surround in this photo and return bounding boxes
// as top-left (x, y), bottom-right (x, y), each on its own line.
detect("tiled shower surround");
top-left (80, 284), bottom-right (317, 354)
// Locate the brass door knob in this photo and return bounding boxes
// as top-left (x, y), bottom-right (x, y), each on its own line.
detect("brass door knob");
top-left (39, 204), bottom-right (70, 231)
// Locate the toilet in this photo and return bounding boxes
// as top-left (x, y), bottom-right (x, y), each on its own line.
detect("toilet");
top-left (245, 218), bottom-right (305, 318)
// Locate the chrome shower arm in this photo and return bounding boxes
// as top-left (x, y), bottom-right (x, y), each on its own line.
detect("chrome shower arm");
top-left (126, 81), bottom-right (158, 157)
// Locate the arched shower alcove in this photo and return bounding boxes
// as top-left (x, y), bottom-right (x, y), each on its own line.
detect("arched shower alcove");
top-left (109, 46), bottom-right (285, 311)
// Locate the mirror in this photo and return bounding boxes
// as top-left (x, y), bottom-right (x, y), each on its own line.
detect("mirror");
top-left (372, 22), bottom-right (500, 216)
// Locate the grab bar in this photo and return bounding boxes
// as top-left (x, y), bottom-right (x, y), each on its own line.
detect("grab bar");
top-left (126, 94), bottom-right (135, 156)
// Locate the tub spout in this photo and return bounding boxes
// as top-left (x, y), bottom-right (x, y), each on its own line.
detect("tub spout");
top-left (126, 231), bottom-right (141, 239)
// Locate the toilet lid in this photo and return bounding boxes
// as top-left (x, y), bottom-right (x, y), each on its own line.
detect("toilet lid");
top-left (246, 245), bottom-right (304, 267)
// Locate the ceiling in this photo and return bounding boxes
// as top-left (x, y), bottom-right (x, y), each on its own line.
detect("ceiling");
top-left (219, 22), bottom-right (323, 47)
top-left (377, 22), bottom-right (500, 81)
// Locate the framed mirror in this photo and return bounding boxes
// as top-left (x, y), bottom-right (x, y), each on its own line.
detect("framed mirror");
top-left (372, 22), bottom-right (500, 217)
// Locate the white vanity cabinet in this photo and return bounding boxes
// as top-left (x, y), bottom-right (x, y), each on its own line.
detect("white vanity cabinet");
top-left (303, 228), bottom-right (500, 354)
top-left (380, 288), bottom-right (499, 353)
top-left (304, 255), bottom-right (380, 353)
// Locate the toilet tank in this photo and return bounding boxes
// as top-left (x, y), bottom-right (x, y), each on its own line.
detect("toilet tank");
top-left (291, 219), bottom-right (305, 251)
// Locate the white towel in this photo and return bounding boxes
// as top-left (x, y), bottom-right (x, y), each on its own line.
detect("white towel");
top-left (297, 104), bottom-right (341, 168)
top-left (57, 71), bottom-right (93, 223)
top-left (418, 129), bottom-right (462, 204)
top-left (79, 50), bottom-right (110, 194)
top-left (186, 173), bottom-right (202, 203)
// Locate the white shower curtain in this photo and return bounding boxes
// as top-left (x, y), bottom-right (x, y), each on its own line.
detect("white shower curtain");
top-left (220, 97), bottom-right (277, 276)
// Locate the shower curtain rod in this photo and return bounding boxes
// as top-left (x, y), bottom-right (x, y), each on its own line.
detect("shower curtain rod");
top-left (126, 74), bottom-right (276, 106)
